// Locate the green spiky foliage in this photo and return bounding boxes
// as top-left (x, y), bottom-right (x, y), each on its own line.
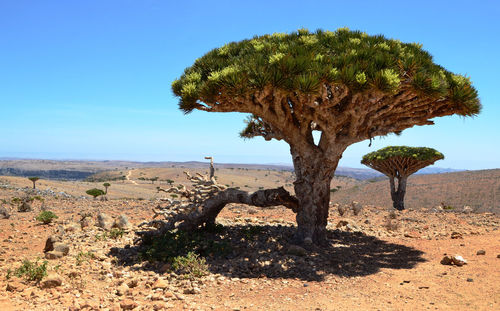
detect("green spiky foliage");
top-left (362, 146), bottom-right (444, 163)
top-left (361, 146), bottom-right (444, 177)
top-left (172, 28), bottom-right (480, 119)
top-left (86, 188), bottom-right (105, 199)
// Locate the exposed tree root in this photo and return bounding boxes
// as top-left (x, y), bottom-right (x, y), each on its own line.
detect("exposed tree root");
top-left (138, 158), bottom-right (298, 237)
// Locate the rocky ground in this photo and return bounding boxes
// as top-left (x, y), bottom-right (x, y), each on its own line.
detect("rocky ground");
top-left (0, 183), bottom-right (499, 310)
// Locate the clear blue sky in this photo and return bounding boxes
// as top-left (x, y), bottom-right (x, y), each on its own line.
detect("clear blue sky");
top-left (1, 0), bottom-right (499, 169)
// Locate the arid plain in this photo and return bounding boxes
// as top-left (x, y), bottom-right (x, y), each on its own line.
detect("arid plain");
top-left (0, 161), bottom-right (499, 310)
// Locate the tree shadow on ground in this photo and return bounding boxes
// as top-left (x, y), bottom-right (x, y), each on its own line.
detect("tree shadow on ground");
top-left (109, 224), bottom-right (425, 282)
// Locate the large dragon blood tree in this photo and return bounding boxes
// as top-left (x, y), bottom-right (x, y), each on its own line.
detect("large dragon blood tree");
top-left (171, 28), bottom-right (480, 244)
top-left (362, 146), bottom-right (444, 211)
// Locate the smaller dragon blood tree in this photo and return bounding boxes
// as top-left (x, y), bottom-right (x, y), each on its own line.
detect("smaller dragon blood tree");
top-left (361, 146), bottom-right (444, 210)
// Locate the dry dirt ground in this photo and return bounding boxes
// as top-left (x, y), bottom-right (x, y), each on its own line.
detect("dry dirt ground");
top-left (0, 179), bottom-right (499, 311)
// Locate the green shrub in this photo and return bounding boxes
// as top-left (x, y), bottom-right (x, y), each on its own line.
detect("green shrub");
top-left (109, 228), bottom-right (124, 239)
top-left (171, 252), bottom-right (208, 279)
top-left (35, 211), bottom-right (58, 224)
top-left (75, 251), bottom-right (95, 266)
top-left (12, 258), bottom-right (48, 283)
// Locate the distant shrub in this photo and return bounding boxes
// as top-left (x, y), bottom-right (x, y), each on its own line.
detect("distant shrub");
top-left (11, 258), bottom-right (48, 283)
top-left (35, 211), bottom-right (58, 224)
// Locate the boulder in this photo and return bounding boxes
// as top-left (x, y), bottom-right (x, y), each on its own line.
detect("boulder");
top-left (97, 213), bottom-right (113, 230)
top-left (476, 250), bottom-right (486, 255)
top-left (45, 251), bottom-right (64, 259)
top-left (152, 278), bottom-right (169, 289)
top-left (113, 215), bottom-right (130, 230)
top-left (6, 279), bottom-right (25, 292)
top-left (53, 243), bottom-right (70, 255)
top-left (43, 235), bottom-right (61, 253)
top-left (17, 201), bottom-right (32, 212)
top-left (441, 254), bottom-right (467, 266)
top-left (120, 299), bottom-right (138, 310)
top-left (0, 206), bottom-right (10, 219)
top-left (40, 273), bottom-right (62, 288)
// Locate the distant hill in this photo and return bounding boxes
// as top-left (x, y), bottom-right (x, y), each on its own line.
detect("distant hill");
top-left (331, 169), bottom-right (500, 213)
top-left (0, 158), bottom-right (464, 180)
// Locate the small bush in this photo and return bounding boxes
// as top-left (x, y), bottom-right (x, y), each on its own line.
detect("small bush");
top-left (35, 211), bottom-right (58, 224)
top-left (95, 232), bottom-right (108, 241)
top-left (12, 258), bottom-right (48, 283)
top-left (171, 252), bottom-right (208, 279)
top-left (109, 228), bottom-right (124, 239)
top-left (76, 251), bottom-right (95, 266)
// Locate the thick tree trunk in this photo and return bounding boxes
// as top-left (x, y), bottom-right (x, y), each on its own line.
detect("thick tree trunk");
top-left (389, 175), bottom-right (407, 211)
top-left (32, 181), bottom-right (36, 189)
top-left (291, 147), bottom-right (340, 245)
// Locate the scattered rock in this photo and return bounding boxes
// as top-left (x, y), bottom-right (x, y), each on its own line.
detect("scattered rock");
top-left (441, 255), bottom-right (467, 266)
top-left (336, 220), bottom-right (349, 228)
top-left (120, 299), bottom-right (138, 310)
top-left (116, 283), bottom-right (129, 296)
top-left (451, 232), bottom-right (463, 239)
top-left (0, 206), bottom-right (10, 219)
top-left (43, 235), bottom-right (61, 253)
top-left (40, 273), bottom-right (62, 288)
top-left (337, 205), bottom-right (348, 216)
top-left (183, 287), bottom-right (201, 294)
top-left (17, 201), bottom-right (32, 212)
top-left (6, 280), bottom-right (25, 292)
top-left (152, 278), bottom-right (169, 289)
top-left (45, 251), bottom-right (64, 259)
top-left (351, 201), bottom-right (362, 216)
top-left (53, 242), bottom-right (70, 255)
top-left (476, 250), bottom-right (486, 255)
top-left (113, 214), bottom-right (130, 230)
top-left (287, 244), bottom-right (307, 256)
top-left (404, 231), bottom-right (421, 239)
top-left (97, 213), bottom-right (113, 230)
top-left (467, 278), bottom-right (474, 282)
